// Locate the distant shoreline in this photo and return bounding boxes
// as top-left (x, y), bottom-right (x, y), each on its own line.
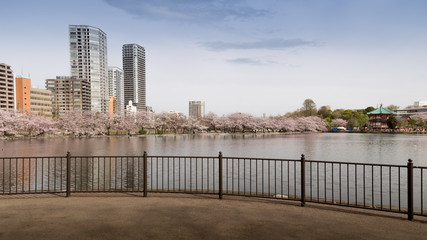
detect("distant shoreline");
top-left (0, 131), bottom-right (307, 140)
top-left (2, 130), bottom-right (427, 141)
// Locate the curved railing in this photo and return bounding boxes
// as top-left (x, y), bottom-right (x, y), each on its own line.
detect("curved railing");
top-left (0, 152), bottom-right (425, 220)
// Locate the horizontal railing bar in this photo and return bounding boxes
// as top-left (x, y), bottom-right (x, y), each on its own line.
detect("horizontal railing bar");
top-left (71, 190), bottom-right (145, 193)
top-left (305, 160), bottom-right (406, 168)
top-left (0, 191), bottom-right (65, 196)
top-left (414, 213), bottom-right (427, 216)
top-left (148, 190), bottom-right (219, 195)
top-left (223, 157), bottom-right (299, 162)
top-left (71, 156), bottom-right (145, 158)
top-left (306, 200), bottom-right (408, 214)
top-left (148, 156), bottom-right (217, 158)
top-left (0, 157), bottom-right (66, 160)
top-left (0, 155), bottom-right (424, 168)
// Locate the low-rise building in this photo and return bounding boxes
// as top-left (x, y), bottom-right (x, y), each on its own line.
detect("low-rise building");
top-left (396, 101), bottom-right (427, 117)
top-left (108, 96), bottom-right (117, 114)
top-left (46, 76), bottom-right (90, 117)
top-left (30, 88), bottom-right (52, 117)
top-left (126, 100), bottom-right (137, 114)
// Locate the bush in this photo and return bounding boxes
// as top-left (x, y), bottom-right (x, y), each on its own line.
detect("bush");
top-left (138, 129), bottom-right (147, 135)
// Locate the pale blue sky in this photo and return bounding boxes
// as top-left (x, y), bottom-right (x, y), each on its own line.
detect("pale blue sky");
top-left (1, 0), bottom-right (426, 116)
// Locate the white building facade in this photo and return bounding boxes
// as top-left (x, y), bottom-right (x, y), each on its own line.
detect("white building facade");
top-left (108, 67), bottom-right (124, 115)
top-left (69, 25), bottom-right (108, 113)
top-left (189, 101), bottom-right (205, 119)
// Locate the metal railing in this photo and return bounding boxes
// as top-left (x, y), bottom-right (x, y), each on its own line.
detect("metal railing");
top-left (0, 152), bottom-right (425, 220)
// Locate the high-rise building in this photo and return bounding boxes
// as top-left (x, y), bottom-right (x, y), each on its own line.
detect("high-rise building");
top-left (30, 88), bottom-right (52, 118)
top-left (107, 67), bottom-right (124, 115)
top-left (122, 44), bottom-right (146, 111)
top-left (0, 63), bottom-right (15, 110)
top-left (15, 76), bottom-right (31, 113)
top-left (69, 25), bottom-right (108, 113)
top-left (46, 76), bottom-right (90, 117)
top-left (189, 101), bottom-right (205, 119)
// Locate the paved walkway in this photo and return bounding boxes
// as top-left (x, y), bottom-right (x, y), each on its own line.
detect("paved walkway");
top-left (0, 193), bottom-right (426, 240)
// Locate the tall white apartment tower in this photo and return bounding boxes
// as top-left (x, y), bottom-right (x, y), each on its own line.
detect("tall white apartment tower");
top-left (122, 44), bottom-right (146, 111)
top-left (189, 101), bottom-right (205, 119)
top-left (107, 66), bottom-right (124, 115)
top-left (69, 25), bottom-right (108, 113)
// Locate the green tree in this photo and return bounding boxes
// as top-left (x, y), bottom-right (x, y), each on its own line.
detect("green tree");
top-left (332, 109), bottom-right (344, 119)
top-left (408, 119), bottom-right (417, 126)
top-left (341, 109), bottom-right (354, 120)
top-left (386, 115), bottom-right (398, 130)
top-left (416, 120), bottom-right (426, 127)
top-left (364, 106), bottom-right (375, 114)
top-left (301, 99), bottom-right (317, 117)
top-left (318, 106), bottom-right (332, 119)
top-left (354, 112), bottom-right (369, 128)
top-left (386, 105), bottom-right (399, 111)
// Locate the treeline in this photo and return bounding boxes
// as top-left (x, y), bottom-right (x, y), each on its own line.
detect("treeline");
top-left (288, 99), bottom-right (427, 129)
top-left (285, 99), bottom-right (377, 129)
top-left (3, 99), bottom-right (424, 138)
top-left (0, 110), bottom-right (328, 138)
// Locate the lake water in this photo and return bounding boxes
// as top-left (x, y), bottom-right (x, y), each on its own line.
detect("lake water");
top-left (1, 133), bottom-right (426, 213)
top-left (1, 133), bottom-right (426, 166)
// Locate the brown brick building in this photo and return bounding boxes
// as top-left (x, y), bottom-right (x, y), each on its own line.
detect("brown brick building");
top-left (46, 76), bottom-right (90, 117)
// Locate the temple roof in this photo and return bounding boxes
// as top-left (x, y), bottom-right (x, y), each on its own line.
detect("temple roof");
top-left (367, 106), bottom-right (396, 115)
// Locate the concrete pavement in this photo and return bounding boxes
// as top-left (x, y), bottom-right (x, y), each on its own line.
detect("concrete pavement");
top-left (0, 193), bottom-right (426, 240)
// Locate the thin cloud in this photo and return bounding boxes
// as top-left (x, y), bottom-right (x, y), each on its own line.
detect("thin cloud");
top-left (227, 58), bottom-right (262, 65)
top-left (104, 0), bottom-right (269, 22)
top-left (226, 58), bottom-right (278, 66)
top-left (203, 38), bottom-right (318, 51)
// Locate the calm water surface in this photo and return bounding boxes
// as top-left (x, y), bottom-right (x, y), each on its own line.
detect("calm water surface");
top-left (1, 133), bottom-right (426, 165)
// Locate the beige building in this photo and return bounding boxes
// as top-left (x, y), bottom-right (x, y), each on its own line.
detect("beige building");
top-left (108, 96), bottom-right (117, 114)
top-left (30, 88), bottom-right (52, 117)
top-left (0, 63), bottom-right (15, 110)
top-left (189, 101), bottom-right (205, 119)
top-left (46, 76), bottom-right (90, 117)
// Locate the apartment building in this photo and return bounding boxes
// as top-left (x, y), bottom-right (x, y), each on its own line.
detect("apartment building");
top-left (46, 76), bottom-right (90, 117)
top-left (0, 63), bottom-right (14, 110)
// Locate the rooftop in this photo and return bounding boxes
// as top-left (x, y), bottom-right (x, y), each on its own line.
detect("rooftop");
top-left (367, 105), bottom-right (396, 115)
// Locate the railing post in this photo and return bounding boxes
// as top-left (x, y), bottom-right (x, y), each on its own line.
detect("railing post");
top-left (407, 159), bottom-right (413, 220)
top-left (301, 154), bottom-right (306, 207)
top-left (219, 152), bottom-right (223, 200)
top-left (143, 151), bottom-right (148, 197)
top-left (66, 151), bottom-right (71, 197)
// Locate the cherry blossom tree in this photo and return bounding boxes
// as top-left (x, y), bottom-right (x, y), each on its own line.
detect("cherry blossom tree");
top-left (332, 118), bottom-right (348, 127)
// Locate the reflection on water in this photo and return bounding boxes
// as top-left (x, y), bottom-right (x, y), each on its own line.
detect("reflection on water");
top-left (1, 133), bottom-right (427, 165)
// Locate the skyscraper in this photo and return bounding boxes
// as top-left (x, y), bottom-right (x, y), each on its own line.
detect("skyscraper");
top-left (122, 44), bottom-right (146, 111)
top-left (189, 101), bottom-right (205, 119)
top-left (69, 25), bottom-right (108, 113)
top-left (107, 66), bottom-right (124, 115)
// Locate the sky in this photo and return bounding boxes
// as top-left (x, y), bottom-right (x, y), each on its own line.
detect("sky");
top-left (1, 0), bottom-right (426, 116)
